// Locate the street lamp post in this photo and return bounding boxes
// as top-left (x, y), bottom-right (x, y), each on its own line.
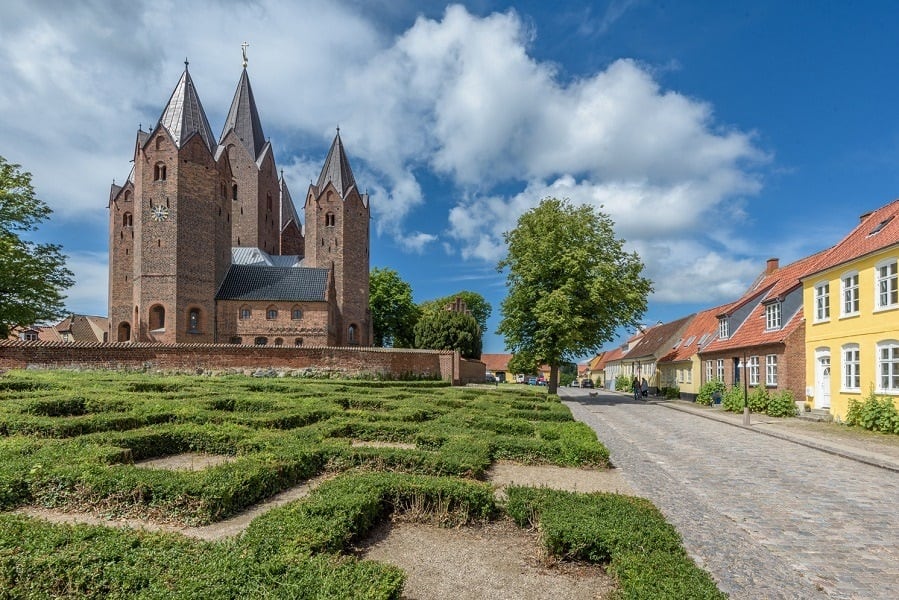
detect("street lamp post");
top-left (742, 350), bottom-right (750, 426)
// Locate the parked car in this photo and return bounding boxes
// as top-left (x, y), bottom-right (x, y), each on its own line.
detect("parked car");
top-left (569, 380), bottom-right (580, 387)
top-left (581, 379), bottom-right (594, 388)
top-left (485, 373), bottom-right (497, 384)
top-left (515, 374), bottom-right (526, 384)
top-left (527, 376), bottom-right (537, 385)
top-left (537, 377), bottom-right (547, 386)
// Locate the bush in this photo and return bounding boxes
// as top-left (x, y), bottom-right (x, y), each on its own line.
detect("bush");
top-left (615, 375), bottom-right (631, 392)
top-left (721, 386), bottom-right (746, 413)
top-left (746, 386), bottom-right (769, 413)
top-left (695, 380), bottom-right (725, 406)
top-left (505, 487), bottom-right (725, 599)
top-left (663, 386), bottom-right (680, 400)
top-left (846, 388), bottom-right (899, 433)
top-left (766, 390), bottom-right (798, 417)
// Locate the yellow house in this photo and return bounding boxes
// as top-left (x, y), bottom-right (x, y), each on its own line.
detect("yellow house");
top-left (802, 200), bottom-right (899, 420)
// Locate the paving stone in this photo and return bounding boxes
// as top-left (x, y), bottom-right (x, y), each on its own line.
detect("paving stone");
top-left (561, 389), bottom-right (899, 600)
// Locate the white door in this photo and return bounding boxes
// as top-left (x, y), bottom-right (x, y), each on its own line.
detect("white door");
top-left (816, 355), bottom-right (831, 409)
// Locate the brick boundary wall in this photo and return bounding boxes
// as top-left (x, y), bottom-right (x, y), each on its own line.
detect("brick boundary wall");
top-left (0, 342), bottom-right (486, 385)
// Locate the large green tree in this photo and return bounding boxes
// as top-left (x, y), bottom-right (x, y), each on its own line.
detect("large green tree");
top-left (413, 309), bottom-right (481, 359)
top-left (497, 197), bottom-right (651, 394)
top-left (419, 291), bottom-right (491, 332)
top-left (0, 157), bottom-right (74, 338)
top-left (369, 267), bottom-right (419, 347)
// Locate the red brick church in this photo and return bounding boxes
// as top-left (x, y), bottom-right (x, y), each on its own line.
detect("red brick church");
top-left (108, 59), bottom-right (371, 347)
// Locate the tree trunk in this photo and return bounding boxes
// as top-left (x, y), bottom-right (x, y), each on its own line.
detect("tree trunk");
top-left (548, 363), bottom-right (559, 394)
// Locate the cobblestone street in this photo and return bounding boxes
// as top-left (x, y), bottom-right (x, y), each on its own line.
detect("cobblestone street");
top-left (560, 388), bottom-right (899, 600)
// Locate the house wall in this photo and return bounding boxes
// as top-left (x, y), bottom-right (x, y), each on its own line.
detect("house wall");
top-left (804, 246), bottom-right (899, 419)
top-left (699, 333), bottom-right (805, 401)
top-left (0, 341), bottom-right (476, 383)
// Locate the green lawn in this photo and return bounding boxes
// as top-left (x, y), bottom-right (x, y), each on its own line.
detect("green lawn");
top-left (0, 370), bottom-right (724, 599)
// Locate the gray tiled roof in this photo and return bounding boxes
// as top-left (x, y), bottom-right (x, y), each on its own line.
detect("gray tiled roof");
top-left (216, 265), bottom-right (328, 301)
top-left (219, 68), bottom-right (266, 159)
top-left (231, 247), bottom-right (303, 267)
top-left (157, 67), bottom-right (216, 152)
top-left (316, 130), bottom-right (357, 198)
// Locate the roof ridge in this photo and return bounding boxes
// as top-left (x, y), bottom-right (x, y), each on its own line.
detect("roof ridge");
top-left (157, 65), bottom-right (216, 152)
top-left (219, 68), bottom-right (266, 158)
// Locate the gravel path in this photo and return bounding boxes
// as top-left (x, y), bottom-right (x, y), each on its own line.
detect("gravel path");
top-left (561, 388), bottom-right (899, 600)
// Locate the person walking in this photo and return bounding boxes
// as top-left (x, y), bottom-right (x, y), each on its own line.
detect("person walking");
top-left (641, 377), bottom-right (649, 398)
top-left (632, 376), bottom-right (640, 401)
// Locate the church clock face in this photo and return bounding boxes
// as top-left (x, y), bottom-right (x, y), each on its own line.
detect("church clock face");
top-left (151, 205), bottom-right (169, 222)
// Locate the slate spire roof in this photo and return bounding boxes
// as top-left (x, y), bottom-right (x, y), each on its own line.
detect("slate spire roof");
top-left (316, 130), bottom-right (357, 198)
top-left (279, 172), bottom-right (300, 232)
top-left (157, 63), bottom-right (216, 152)
top-left (219, 68), bottom-right (266, 159)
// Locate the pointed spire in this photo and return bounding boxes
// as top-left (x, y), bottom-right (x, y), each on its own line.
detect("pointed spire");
top-left (315, 129), bottom-right (357, 198)
top-left (219, 67), bottom-right (266, 158)
top-left (156, 64), bottom-right (216, 152)
top-left (279, 173), bottom-right (300, 230)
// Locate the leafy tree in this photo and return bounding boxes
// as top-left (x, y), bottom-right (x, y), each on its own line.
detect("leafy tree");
top-left (413, 309), bottom-right (481, 359)
top-left (0, 157), bottom-right (74, 338)
top-left (369, 267), bottom-right (419, 347)
top-left (508, 351), bottom-right (538, 377)
top-left (497, 197), bottom-right (651, 394)
top-left (419, 291), bottom-right (491, 332)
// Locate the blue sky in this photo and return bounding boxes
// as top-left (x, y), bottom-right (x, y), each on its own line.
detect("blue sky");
top-left (3, 1), bottom-right (899, 355)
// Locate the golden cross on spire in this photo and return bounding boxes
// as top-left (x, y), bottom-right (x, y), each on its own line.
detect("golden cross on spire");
top-left (241, 41), bottom-right (249, 68)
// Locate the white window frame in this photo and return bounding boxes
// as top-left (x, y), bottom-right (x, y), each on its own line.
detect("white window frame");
top-left (706, 360), bottom-right (713, 383)
top-left (842, 343), bottom-right (860, 392)
top-left (877, 340), bottom-right (899, 393)
top-left (748, 356), bottom-right (760, 386)
top-left (766, 302), bottom-right (782, 330)
top-left (875, 259), bottom-right (898, 311)
top-left (814, 281), bottom-right (830, 322)
top-left (686, 369), bottom-right (692, 384)
top-left (841, 271), bottom-right (859, 317)
top-left (765, 355), bottom-right (778, 386)
top-left (718, 318), bottom-right (729, 340)
top-left (716, 359), bottom-right (725, 381)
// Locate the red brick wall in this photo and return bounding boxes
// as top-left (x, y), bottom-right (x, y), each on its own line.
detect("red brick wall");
top-left (215, 300), bottom-right (332, 346)
top-left (699, 338), bottom-right (806, 399)
top-left (0, 342), bottom-right (473, 383)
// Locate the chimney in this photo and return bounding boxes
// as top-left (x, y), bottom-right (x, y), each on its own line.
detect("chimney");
top-left (766, 258), bottom-right (779, 274)
top-left (859, 211), bottom-right (873, 224)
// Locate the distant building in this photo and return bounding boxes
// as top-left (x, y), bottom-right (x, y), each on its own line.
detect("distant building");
top-left (16, 315), bottom-right (108, 343)
top-left (108, 60), bottom-right (370, 347)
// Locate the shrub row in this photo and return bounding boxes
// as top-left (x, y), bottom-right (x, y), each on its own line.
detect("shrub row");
top-left (505, 487), bottom-right (725, 600)
top-left (846, 388), bottom-right (899, 433)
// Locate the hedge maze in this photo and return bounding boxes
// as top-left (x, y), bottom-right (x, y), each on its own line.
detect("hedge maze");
top-left (0, 371), bottom-right (723, 599)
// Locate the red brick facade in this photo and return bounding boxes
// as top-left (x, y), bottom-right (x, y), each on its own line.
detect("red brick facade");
top-left (108, 66), bottom-right (370, 349)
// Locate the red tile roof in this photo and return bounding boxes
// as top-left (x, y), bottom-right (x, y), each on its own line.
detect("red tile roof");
top-left (658, 304), bottom-right (728, 364)
top-left (804, 199), bottom-right (899, 277)
top-left (480, 353), bottom-right (512, 372)
top-left (625, 315), bottom-right (695, 359)
top-left (596, 346), bottom-right (623, 368)
top-left (702, 253), bottom-right (826, 354)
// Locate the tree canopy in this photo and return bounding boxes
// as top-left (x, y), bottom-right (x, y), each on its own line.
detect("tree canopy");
top-left (413, 309), bottom-right (481, 359)
top-left (497, 197), bottom-right (651, 393)
top-left (0, 157), bottom-right (74, 338)
top-left (369, 267), bottom-right (419, 347)
top-left (419, 291), bottom-right (491, 332)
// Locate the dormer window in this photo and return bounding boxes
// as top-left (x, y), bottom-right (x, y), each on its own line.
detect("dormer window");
top-left (718, 318), bottom-right (729, 340)
top-left (766, 302), bottom-right (782, 330)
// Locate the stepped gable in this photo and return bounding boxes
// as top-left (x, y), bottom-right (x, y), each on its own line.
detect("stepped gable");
top-left (219, 67), bottom-right (266, 159)
top-left (216, 265), bottom-right (328, 301)
top-left (156, 64), bottom-right (216, 151)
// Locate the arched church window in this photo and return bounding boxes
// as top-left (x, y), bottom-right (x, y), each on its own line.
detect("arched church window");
top-left (267, 192), bottom-right (273, 211)
top-left (274, 337), bottom-right (283, 346)
top-left (239, 306), bottom-right (251, 320)
top-left (117, 322), bottom-right (131, 342)
top-left (347, 324), bottom-right (358, 345)
top-left (123, 212), bottom-right (132, 227)
top-left (294, 338), bottom-right (304, 346)
top-left (155, 137), bottom-right (164, 150)
top-left (153, 163), bottom-right (167, 181)
top-left (266, 307), bottom-right (278, 320)
top-left (149, 305), bottom-right (166, 331)
top-left (325, 212), bottom-right (335, 227)
top-left (124, 190), bottom-right (132, 202)
top-left (291, 307), bottom-right (303, 320)
top-left (254, 336), bottom-right (268, 346)
top-left (187, 308), bottom-right (201, 333)
top-left (232, 183), bottom-right (238, 201)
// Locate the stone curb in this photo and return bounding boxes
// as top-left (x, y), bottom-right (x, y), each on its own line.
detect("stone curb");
top-left (654, 398), bottom-right (899, 474)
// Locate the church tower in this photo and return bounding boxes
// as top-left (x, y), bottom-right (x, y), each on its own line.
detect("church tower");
top-left (109, 63), bottom-right (232, 343)
top-left (304, 131), bottom-right (371, 345)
